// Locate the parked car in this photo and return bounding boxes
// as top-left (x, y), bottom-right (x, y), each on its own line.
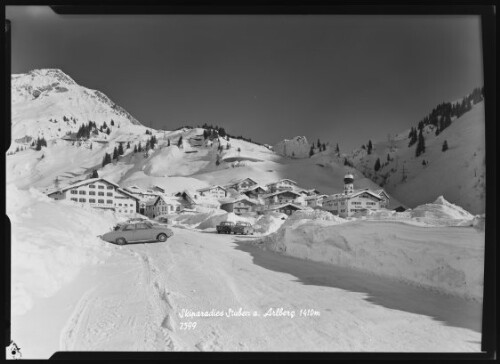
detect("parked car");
top-left (99, 221), bottom-right (174, 245)
top-left (232, 221), bottom-right (254, 235)
top-left (216, 221), bottom-right (235, 234)
top-left (156, 216), bottom-right (170, 224)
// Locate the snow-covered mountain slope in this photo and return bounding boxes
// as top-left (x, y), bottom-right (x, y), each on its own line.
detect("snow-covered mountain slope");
top-left (11, 69), bottom-right (142, 142)
top-left (7, 69), bottom-right (397, 205)
top-left (347, 101), bottom-right (486, 214)
top-left (273, 136), bottom-right (311, 158)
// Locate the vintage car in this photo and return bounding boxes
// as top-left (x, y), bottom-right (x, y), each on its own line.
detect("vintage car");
top-left (232, 221), bottom-right (254, 235)
top-left (216, 221), bottom-right (235, 234)
top-left (99, 221), bottom-right (174, 245)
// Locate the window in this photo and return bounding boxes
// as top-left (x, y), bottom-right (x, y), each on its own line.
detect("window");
top-left (89, 199), bottom-right (96, 203)
top-left (71, 198), bottom-right (77, 201)
top-left (79, 198), bottom-right (86, 202)
top-left (107, 200), bottom-right (113, 204)
top-left (98, 199), bottom-right (104, 203)
top-left (79, 190), bottom-right (86, 195)
top-left (70, 190), bottom-right (77, 194)
top-left (89, 184), bottom-right (95, 188)
top-left (98, 185), bottom-right (104, 189)
top-left (107, 186), bottom-right (114, 190)
top-left (89, 191), bottom-right (95, 195)
top-left (98, 192), bottom-right (104, 196)
top-left (119, 203), bottom-right (122, 206)
top-left (107, 192), bottom-right (112, 196)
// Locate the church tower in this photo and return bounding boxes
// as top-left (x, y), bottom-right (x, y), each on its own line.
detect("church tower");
top-left (343, 173), bottom-right (354, 195)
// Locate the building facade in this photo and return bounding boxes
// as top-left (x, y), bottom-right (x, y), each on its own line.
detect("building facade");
top-left (321, 174), bottom-right (386, 217)
top-left (48, 178), bottom-right (139, 215)
top-left (196, 185), bottom-right (227, 200)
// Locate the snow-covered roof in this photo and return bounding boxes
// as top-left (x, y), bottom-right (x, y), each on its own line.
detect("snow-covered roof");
top-left (220, 196), bottom-right (259, 205)
top-left (262, 190), bottom-right (302, 199)
top-left (327, 189), bottom-right (383, 201)
top-left (304, 194), bottom-right (328, 201)
top-left (266, 203), bottom-right (305, 211)
top-left (265, 178), bottom-right (298, 186)
top-left (116, 188), bottom-right (141, 201)
top-left (57, 178), bottom-right (119, 193)
top-left (241, 184), bottom-right (267, 193)
top-left (226, 177), bottom-right (258, 186)
top-left (196, 185), bottom-right (227, 192)
top-left (152, 195), bottom-right (181, 206)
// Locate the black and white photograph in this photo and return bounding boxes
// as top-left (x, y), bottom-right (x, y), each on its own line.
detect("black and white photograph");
top-left (4, 4), bottom-right (495, 359)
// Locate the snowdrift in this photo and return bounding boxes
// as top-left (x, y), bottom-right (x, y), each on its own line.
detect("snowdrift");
top-left (252, 212), bottom-right (288, 235)
top-left (258, 205), bottom-right (484, 300)
top-left (8, 185), bottom-right (120, 315)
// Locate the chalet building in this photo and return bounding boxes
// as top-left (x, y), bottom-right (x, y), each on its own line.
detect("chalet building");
top-left (47, 178), bottom-right (139, 215)
top-left (145, 195), bottom-right (181, 218)
top-left (174, 191), bottom-right (197, 209)
top-left (374, 189), bottom-right (390, 208)
top-left (225, 178), bottom-right (258, 191)
top-left (265, 179), bottom-right (298, 193)
top-left (262, 190), bottom-right (302, 206)
top-left (220, 198), bottom-right (259, 215)
top-left (123, 186), bottom-right (161, 214)
top-left (322, 174), bottom-right (386, 217)
top-left (264, 203), bottom-right (305, 216)
top-left (240, 185), bottom-right (268, 199)
top-left (304, 194), bottom-right (328, 208)
top-left (299, 188), bottom-right (321, 196)
top-left (196, 185), bottom-right (227, 200)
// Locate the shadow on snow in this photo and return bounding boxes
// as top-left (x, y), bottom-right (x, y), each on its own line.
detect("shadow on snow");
top-left (232, 239), bottom-right (482, 334)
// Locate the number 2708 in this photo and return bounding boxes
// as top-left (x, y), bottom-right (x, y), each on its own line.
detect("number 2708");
top-left (180, 322), bottom-right (197, 330)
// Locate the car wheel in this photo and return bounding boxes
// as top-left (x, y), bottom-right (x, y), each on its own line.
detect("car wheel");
top-left (157, 233), bottom-right (168, 242)
top-left (116, 237), bottom-right (127, 245)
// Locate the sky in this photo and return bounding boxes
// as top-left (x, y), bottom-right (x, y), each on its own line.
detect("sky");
top-left (7, 6), bottom-right (484, 151)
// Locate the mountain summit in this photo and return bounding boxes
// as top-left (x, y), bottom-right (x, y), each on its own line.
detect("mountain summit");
top-left (11, 68), bottom-right (142, 142)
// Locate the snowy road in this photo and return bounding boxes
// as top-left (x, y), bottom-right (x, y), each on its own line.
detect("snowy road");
top-left (23, 227), bottom-right (482, 354)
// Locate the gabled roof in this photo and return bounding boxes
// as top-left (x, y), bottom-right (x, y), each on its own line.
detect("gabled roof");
top-left (262, 189), bottom-right (302, 199)
top-left (350, 190), bottom-right (383, 200)
top-left (196, 185), bottom-right (227, 192)
top-left (241, 184), bottom-right (268, 193)
top-left (265, 178), bottom-right (298, 186)
top-left (57, 178), bottom-right (120, 193)
top-left (221, 196), bottom-right (259, 206)
top-left (116, 188), bottom-right (140, 201)
top-left (226, 177), bottom-right (258, 186)
top-left (304, 194), bottom-right (328, 201)
top-left (373, 189), bottom-right (390, 198)
top-left (153, 195), bottom-right (181, 207)
top-left (267, 203), bottom-right (305, 211)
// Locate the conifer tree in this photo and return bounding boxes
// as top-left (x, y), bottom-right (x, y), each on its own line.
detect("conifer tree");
top-left (113, 147), bottom-right (119, 160)
top-left (177, 136), bottom-right (183, 147)
top-left (106, 128), bottom-right (111, 135)
top-left (442, 140), bottom-right (448, 152)
top-left (367, 140), bottom-right (373, 155)
top-left (118, 143), bottom-right (124, 155)
top-left (133, 144), bottom-right (137, 153)
top-left (91, 169), bottom-right (99, 178)
top-left (110, 119), bottom-right (114, 126)
top-left (309, 145), bottom-right (315, 157)
top-left (374, 158), bottom-right (381, 172)
top-left (415, 128), bottom-right (426, 157)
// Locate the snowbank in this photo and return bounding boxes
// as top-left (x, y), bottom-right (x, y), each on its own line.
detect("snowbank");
top-left (8, 185), bottom-right (120, 315)
top-left (258, 212), bottom-right (484, 300)
top-left (252, 212), bottom-right (288, 235)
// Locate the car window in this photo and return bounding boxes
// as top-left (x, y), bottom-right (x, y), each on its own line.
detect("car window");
top-left (123, 224), bottom-right (135, 231)
top-left (136, 223), bottom-right (148, 229)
